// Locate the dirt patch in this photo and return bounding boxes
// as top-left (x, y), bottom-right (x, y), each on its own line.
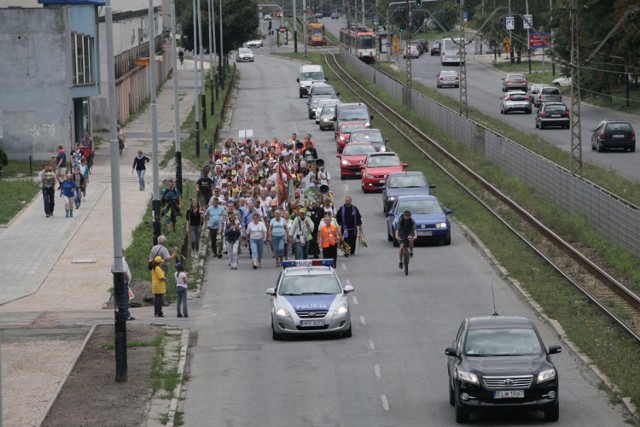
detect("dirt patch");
top-left (41, 324), bottom-right (160, 427)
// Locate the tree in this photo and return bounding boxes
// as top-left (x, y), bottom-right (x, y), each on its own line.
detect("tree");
top-left (179, 0), bottom-right (260, 57)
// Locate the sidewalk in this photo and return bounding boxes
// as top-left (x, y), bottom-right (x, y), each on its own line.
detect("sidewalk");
top-left (0, 64), bottom-right (198, 427)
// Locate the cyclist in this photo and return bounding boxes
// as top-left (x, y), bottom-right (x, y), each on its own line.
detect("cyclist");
top-left (395, 210), bottom-right (417, 270)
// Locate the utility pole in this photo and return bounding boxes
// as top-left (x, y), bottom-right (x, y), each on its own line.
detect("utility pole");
top-left (508, 0), bottom-right (513, 64)
top-left (172, 1), bottom-right (182, 194)
top-left (107, 0), bottom-right (128, 383)
top-left (197, 0), bottom-right (206, 133)
top-left (569, 0), bottom-right (582, 176)
top-left (219, 0), bottom-right (225, 89)
top-left (192, 0), bottom-right (201, 159)
top-left (303, 0), bottom-right (308, 57)
top-left (293, 0), bottom-right (298, 52)
top-left (151, 0), bottom-right (161, 246)
top-left (362, 0), bottom-right (365, 27)
top-left (525, 0), bottom-right (530, 74)
top-left (207, 0), bottom-right (215, 116)
top-left (404, 0), bottom-right (411, 106)
top-left (458, 0), bottom-right (467, 118)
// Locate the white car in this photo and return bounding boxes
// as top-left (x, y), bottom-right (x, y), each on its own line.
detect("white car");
top-left (246, 39), bottom-right (263, 48)
top-left (403, 44), bottom-right (420, 59)
top-left (236, 48), bottom-right (254, 62)
top-left (553, 76), bottom-right (571, 87)
top-left (264, 13), bottom-right (272, 20)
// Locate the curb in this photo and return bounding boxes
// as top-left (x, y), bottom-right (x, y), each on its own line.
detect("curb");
top-left (459, 222), bottom-right (637, 418)
top-left (167, 328), bottom-right (190, 427)
top-left (36, 324), bottom-right (97, 427)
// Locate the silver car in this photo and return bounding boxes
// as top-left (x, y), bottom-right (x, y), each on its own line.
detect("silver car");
top-left (437, 70), bottom-right (459, 88)
top-left (500, 90), bottom-right (532, 114)
top-left (315, 98), bottom-right (339, 123)
top-left (266, 260), bottom-right (354, 340)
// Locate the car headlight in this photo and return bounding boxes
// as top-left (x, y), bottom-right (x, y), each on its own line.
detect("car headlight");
top-left (275, 307), bottom-right (290, 317)
top-left (365, 121), bottom-right (371, 128)
top-left (339, 136), bottom-right (345, 141)
top-left (379, 145), bottom-right (387, 152)
top-left (387, 196), bottom-right (396, 201)
top-left (335, 304), bottom-right (349, 315)
top-left (537, 368), bottom-right (556, 383)
top-left (435, 222), bottom-right (448, 229)
top-left (365, 173), bottom-right (374, 179)
top-left (341, 159), bottom-right (349, 166)
top-left (457, 370), bottom-right (479, 384)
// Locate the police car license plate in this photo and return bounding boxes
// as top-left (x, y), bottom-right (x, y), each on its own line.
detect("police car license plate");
top-left (301, 320), bottom-right (325, 327)
top-left (418, 230), bottom-right (433, 236)
top-left (494, 390), bottom-right (524, 399)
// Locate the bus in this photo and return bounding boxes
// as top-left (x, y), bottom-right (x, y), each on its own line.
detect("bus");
top-left (339, 27), bottom-right (376, 63)
top-left (307, 23), bottom-right (326, 46)
top-left (441, 37), bottom-right (464, 65)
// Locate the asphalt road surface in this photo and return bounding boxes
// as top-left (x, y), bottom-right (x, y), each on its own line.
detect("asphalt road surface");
top-left (179, 52), bottom-right (628, 426)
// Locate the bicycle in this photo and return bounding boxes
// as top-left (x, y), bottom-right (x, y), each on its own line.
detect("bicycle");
top-left (400, 236), bottom-right (414, 276)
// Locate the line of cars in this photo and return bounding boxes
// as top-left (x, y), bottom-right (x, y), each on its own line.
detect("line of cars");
top-left (403, 39), bottom-right (429, 59)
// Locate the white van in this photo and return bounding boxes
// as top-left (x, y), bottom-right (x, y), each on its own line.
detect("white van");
top-left (297, 64), bottom-right (326, 98)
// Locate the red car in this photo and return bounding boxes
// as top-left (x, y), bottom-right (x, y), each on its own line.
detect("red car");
top-left (336, 142), bottom-right (377, 180)
top-left (335, 121), bottom-right (366, 153)
top-left (361, 152), bottom-right (407, 193)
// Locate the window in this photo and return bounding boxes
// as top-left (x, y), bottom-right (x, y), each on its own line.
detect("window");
top-left (72, 32), bottom-right (95, 85)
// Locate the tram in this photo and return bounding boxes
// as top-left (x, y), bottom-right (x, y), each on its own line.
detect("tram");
top-left (339, 27), bottom-right (376, 63)
top-left (307, 23), bottom-right (327, 46)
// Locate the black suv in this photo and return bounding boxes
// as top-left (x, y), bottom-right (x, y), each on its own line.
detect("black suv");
top-left (445, 316), bottom-right (561, 423)
top-left (535, 102), bottom-right (569, 129)
top-left (591, 120), bottom-right (636, 152)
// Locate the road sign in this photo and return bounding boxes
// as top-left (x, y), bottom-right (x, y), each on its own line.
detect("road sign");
top-left (373, 15), bottom-right (378, 26)
top-left (529, 32), bottom-right (551, 49)
top-left (523, 14), bottom-right (533, 29)
top-left (463, 12), bottom-right (468, 22)
top-left (279, 26), bottom-right (286, 33)
top-left (505, 16), bottom-right (514, 30)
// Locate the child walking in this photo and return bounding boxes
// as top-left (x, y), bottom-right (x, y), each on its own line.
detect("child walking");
top-left (175, 262), bottom-right (189, 318)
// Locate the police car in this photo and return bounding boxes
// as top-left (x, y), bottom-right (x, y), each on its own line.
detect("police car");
top-left (266, 259), bottom-right (354, 340)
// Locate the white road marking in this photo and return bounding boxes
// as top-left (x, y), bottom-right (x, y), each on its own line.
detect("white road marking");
top-left (381, 394), bottom-right (390, 411)
top-left (341, 263), bottom-right (347, 271)
top-left (374, 364), bottom-right (381, 378)
top-left (369, 339), bottom-right (375, 350)
top-left (360, 316), bottom-right (366, 326)
top-left (352, 295), bottom-right (358, 305)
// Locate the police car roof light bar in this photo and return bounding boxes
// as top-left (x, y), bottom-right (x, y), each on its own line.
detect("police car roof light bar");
top-left (281, 259), bottom-right (335, 268)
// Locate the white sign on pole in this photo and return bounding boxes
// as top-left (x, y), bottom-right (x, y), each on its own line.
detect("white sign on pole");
top-left (523, 14), bottom-right (533, 29)
top-left (238, 129), bottom-right (254, 139)
top-left (505, 16), bottom-right (514, 30)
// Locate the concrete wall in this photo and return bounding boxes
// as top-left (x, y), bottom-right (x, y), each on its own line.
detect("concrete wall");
top-left (0, 7), bottom-right (72, 161)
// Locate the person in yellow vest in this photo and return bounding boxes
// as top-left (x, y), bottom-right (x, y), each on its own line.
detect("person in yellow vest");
top-left (318, 213), bottom-right (341, 266)
top-left (151, 256), bottom-right (166, 317)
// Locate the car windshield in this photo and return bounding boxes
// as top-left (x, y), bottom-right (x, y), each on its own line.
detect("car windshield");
top-left (388, 175), bottom-right (427, 188)
top-left (279, 274), bottom-right (341, 295)
top-left (508, 74), bottom-right (525, 80)
top-left (314, 87), bottom-right (335, 95)
top-left (441, 71), bottom-right (457, 77)
top-left (606, 122), bottom-right (633, 132)
top-left (360, 35), bottom-right (374, 49)
top-left (320, 106), bottom-right (336, 116)
top-left (541, 87), bottom-right (559, 94)
top-left (343, 144), bottom-right (376, 155)
top-left (338, 107), bottom-right (369, 121)
top-left (545, 105), bottom-right (565, 112)
top-left (465, 328), bottom-right (542, 356)
top-left (239, 48), bottom-right (251, 54)
top-left (351, 131), bottom-right (384, 143)
top-left (367, 155), bottom-right (401, 167)
top-left (396, 199), bottom-right (442, 214)
top-left (301, 72), bottom-right (323, 81)
top-left (509, 94), bottom-right (527, 101)
top-left (342, 125), bottom-right (365, 133)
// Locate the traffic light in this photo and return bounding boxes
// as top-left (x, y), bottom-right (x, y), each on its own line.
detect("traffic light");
top-left (399, 23), bottom-right (404, 32)
top-left (415, 0), bottom-right (422, 7)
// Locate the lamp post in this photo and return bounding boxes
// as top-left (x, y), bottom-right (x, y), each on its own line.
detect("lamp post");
top-left (293, 0), bottom-right (298, 52)
top-left (207, 0), bottom-right (215, 115)
top-left (172, 0), bottom-right (182, 194)
top-left (193, 0), bottom-right (201, 158)
top-left (219, 0), bottom-right (225, 89)
top-left (303, 0), bottom-right (308, 57)
top-left (197, 0), bottom-right (206, 132)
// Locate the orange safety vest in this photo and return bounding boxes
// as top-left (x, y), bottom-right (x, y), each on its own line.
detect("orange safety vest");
top-left (321, 224), bottom-right (337, 248)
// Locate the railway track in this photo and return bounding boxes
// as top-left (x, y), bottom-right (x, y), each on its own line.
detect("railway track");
top-left (323, 51), bottom-right (640, 343)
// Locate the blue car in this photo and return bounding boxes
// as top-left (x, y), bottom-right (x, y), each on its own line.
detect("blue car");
top-left (382, 171), bottom-right (435, 214)
top-left (386, 195), bottom-right (452, 246)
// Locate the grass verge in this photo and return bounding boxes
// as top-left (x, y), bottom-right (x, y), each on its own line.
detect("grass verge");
top-left (0, 179), bottom-right (40, 225)
top-left (327, 53), bottom-right (640, 422)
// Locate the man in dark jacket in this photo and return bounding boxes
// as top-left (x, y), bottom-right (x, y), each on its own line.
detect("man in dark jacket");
top-left (336, 195), bottom-right (363, 256)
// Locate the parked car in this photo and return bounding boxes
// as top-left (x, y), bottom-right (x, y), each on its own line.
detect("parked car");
top-left (415, 39), bottom-right (429, 53)
top-left (535, 102), bottom-right (570, 129)
top-left (403, 44), bottom-right (420, 59)
top-left (430, 42), bottom-right (441, 56)
top-left (386, 195), bottom-right (452, 245)
top-left (236, 48), bottom-right (254, 62)
top-left (337, 142), bottom-right (377, 179)
top-left (552, 76), bottom-right (571, 87)
top-left (501, 73), bottom-right (528, 92)
top-left (349, 128), bottom-right (388, 152)
top-left (531, 85), bottom-right (562, 107)
top-left (445, 316), bottom-right (561, 423)
top-left (331, 12), bottom-right (339, 19)
top-left (382, 171), bottom-right (434, 214)
top-left (361, 152), bottom-right (407, 193)
top-left (500, 90), bottom-right (532, 114)
top-left (591, 120), bottom-right (636, 152)
top-left (437, 70), bottom-right (460, 88)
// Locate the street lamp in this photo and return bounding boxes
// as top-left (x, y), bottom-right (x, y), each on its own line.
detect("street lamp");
top-left (192, 0), bottom-right (200, 158)
top-left (219, 0), bottom-right (225, 88)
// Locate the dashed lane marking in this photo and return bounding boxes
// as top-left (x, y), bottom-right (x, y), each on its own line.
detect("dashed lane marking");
top-left (369, 339), bottom-right (375, 350)
top-left (374, 364), bottom-right (381, 378)
top-left (381, 394), bottom-right (390, 411)
top-left (341, 263), bottom-right (347, 271)
top-left (352, 295), bottom-right (358, 305)
top-left (360, 316), bottom-right (366, 326)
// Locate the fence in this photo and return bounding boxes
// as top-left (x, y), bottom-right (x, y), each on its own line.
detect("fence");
top-left (340, 48), bottom-right (640, 257)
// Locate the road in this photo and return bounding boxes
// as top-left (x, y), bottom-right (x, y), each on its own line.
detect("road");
top-left (179, 51), bottom-right (628, 425)
top-left (323, 18), bottom-right (640, 184)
